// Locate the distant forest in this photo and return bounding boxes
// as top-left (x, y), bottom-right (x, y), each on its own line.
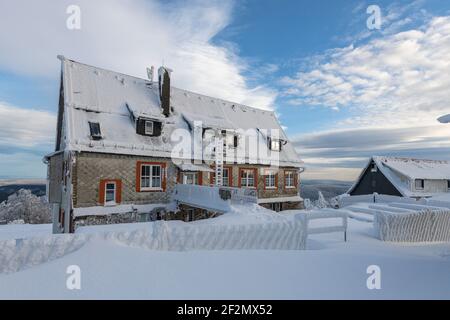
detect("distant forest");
top-left (300, 180), bottom-right (352, 201)
top-left (0, 185), bottom-right (46, 203)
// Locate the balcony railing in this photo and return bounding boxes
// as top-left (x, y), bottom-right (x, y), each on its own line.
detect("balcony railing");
top-left (173, 184), bottom-right (258, 213)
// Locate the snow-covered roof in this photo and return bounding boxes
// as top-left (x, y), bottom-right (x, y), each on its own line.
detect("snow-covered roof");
top-left (374, 156), bottom-right (450, 180)
top-left (59, 57), bottom-right (303, 167)
top-left (348, 156), bottom-right (450, 197)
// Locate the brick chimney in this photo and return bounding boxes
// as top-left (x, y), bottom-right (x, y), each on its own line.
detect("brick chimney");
top-left (158, 67), bottom-right (172, 117)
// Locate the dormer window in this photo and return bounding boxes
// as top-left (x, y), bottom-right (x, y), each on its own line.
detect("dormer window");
top-left (269, 138), bottom-right (281, 151)
top-left (225, 132), bottom-right (238, 148)
top-left (415, 179), bottom-right (425, 190)
top-left (89, 122), bottom-right (102, 140)
top-left (145, 120), bottom-right (154, 135)
top-left (136, 117), bottom-right (162, 137)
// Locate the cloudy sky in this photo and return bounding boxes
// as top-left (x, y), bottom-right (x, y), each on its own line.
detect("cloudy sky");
top-left (0, 0), bottom-right (449, 180)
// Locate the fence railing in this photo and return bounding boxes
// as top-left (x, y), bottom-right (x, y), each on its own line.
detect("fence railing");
top-left (173, 184), bottom-right (258, 212)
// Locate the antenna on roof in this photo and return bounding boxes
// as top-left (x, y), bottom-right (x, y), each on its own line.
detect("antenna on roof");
top-left (147, 66), bottom-right (154, 82)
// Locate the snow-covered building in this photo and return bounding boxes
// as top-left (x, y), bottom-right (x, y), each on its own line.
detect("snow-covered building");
top-left (348, 156), bottom-right (450, 199)
top-left (44, 57), bottom-right (305, 233)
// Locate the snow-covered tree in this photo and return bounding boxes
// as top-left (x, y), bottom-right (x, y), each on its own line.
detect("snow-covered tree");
top-left (0, 189), bottom-right (51, 224)
top-left (304, 191), bottom-right (331, 210)
top-left (314, 191), bottom-right (330, 209)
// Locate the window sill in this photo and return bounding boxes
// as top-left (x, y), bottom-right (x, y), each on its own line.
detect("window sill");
top-left (285, 186), bottom-right (296, 189)
top-left (265, 187), bottom-right (277, 190)
top-left (104, 201), bottom-right (117, 207)
top-left (140, 188), bottom-right (164, 192)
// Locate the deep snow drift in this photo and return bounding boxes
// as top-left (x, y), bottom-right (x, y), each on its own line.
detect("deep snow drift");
top-left (0, 209), bottom-right (450, 299)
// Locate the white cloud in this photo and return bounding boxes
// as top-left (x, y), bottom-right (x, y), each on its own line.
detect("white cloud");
top-left (0, 102), bottom-right (56, 148)
top-left (0, 0), bottom-right (276, 110)
top-left (283, 16), bottom-right (450, 180)
top-left (301, 167), bottom-right (361, 182)
top-left (282, 16), bottom-right (450, 128)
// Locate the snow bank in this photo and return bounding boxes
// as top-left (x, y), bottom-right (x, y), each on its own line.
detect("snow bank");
top-left (374, 208), bottom-right (450, 242)
top-left (0, 234), bottom-right (89, 273)
top-left (107, 219), bottom-right (307, 251)
top-left (0, 215), bottom-right (307, 273)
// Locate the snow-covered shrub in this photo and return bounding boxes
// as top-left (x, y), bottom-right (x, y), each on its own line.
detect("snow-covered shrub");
top-left (304, 191), bottom-right (331, 210)
top-left (8, 219), bottom-right (25, 225)
top-left (0, 189), bottom-right (51, 225)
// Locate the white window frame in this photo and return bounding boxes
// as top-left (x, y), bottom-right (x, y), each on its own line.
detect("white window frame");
top-left (141, 164), bottom-right (163, 191)
top-left (270, 139), bottom-right (281, 152)
top-left (211, 168), bottom-right (230, 186)
top-left (145, 120), bottom-right (154, 135)
top-left (226, 134), bottom-right (238, 148)
top-left (105, 182), bottom-right (116, 204)
top-left (222, 168), bottom-right (230, 187)
top-left (415, 179), bottom-right (425, 190)
top-left (265, 171), bottom-right (276, 189)
top-left (285, 171), bottom-right (296, 189)
top-left (182, 172), bottom-right (198, 185)
top-left (241, 169), bottom-right (256, 188)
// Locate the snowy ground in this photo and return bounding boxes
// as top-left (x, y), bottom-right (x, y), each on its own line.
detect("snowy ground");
top-left (0, 223), bottom-right (51, 241)
top-left (0, 215), bottom-right (450, 299)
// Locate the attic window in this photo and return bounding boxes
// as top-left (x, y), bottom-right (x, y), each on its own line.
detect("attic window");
top-left (89, 122), bottom-right (102, 140)
top-left (269, 138), bottom-right (281, 151)
top-left (223, 131), bottom-right (238, 148)
top-left (415, 179), bottom-right (425, 190)
top-left (145, 120), bottom-right (154, 135)
top-left (136, 118), bottom-right (162, 137)
top-left (371, 163), bottom-right (378, 172)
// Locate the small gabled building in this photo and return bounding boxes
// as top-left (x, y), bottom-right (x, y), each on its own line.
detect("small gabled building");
top-left (44, 57), bottom-right (305, 233)
top-left (348, 156), bottom-right (450, 198)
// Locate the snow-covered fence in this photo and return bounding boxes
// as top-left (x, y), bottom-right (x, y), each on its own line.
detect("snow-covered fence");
top-left (426, 199), bottom-right (450, 209)
top-left (0, 234), bottom-right (89, 274)
top-left (0, 218), bottom-right (308, 274)
top-left (374, 208), bottom-right (450, 242)
top-left (109, 219), bottom-right (307, 252)
top-left (296, 209), bottom-right (348, 241)
top-left (339, 194), bottom-right (375, 207)
top-left (339, 194), bottom-right (428, 208)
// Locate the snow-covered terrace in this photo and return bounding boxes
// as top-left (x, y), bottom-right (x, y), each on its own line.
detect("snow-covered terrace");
top-left (173, 184), bottom-right (258, 213)
top-left (339, 194), bottom-right (450, 242)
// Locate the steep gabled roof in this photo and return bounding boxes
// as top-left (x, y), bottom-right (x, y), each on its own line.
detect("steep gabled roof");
top-left (347, 156), bottom-right (450, 197)
top-left (373, 156), bottom-right (450, 180)
top-left (57, 57), bottom-right (304, 167)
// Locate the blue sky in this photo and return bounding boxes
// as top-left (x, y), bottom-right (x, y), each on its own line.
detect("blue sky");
top-left (0, 0), bottom-right (450, 180)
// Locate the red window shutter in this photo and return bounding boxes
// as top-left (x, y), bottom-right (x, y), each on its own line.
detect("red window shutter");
top-left (116, 180), bottom-right (122, 203)
top-left (136, 162), bottom-right (142, 192)
top-left (99, 180), bottom-right (106, 204)
top-left (162, 164), bottom-right (167, 192)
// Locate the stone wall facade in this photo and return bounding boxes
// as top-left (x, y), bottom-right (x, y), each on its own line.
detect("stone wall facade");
top-left (72, 152), bottom-right (303, 227)
top-left (73, 152), bottom-right (178, 208)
